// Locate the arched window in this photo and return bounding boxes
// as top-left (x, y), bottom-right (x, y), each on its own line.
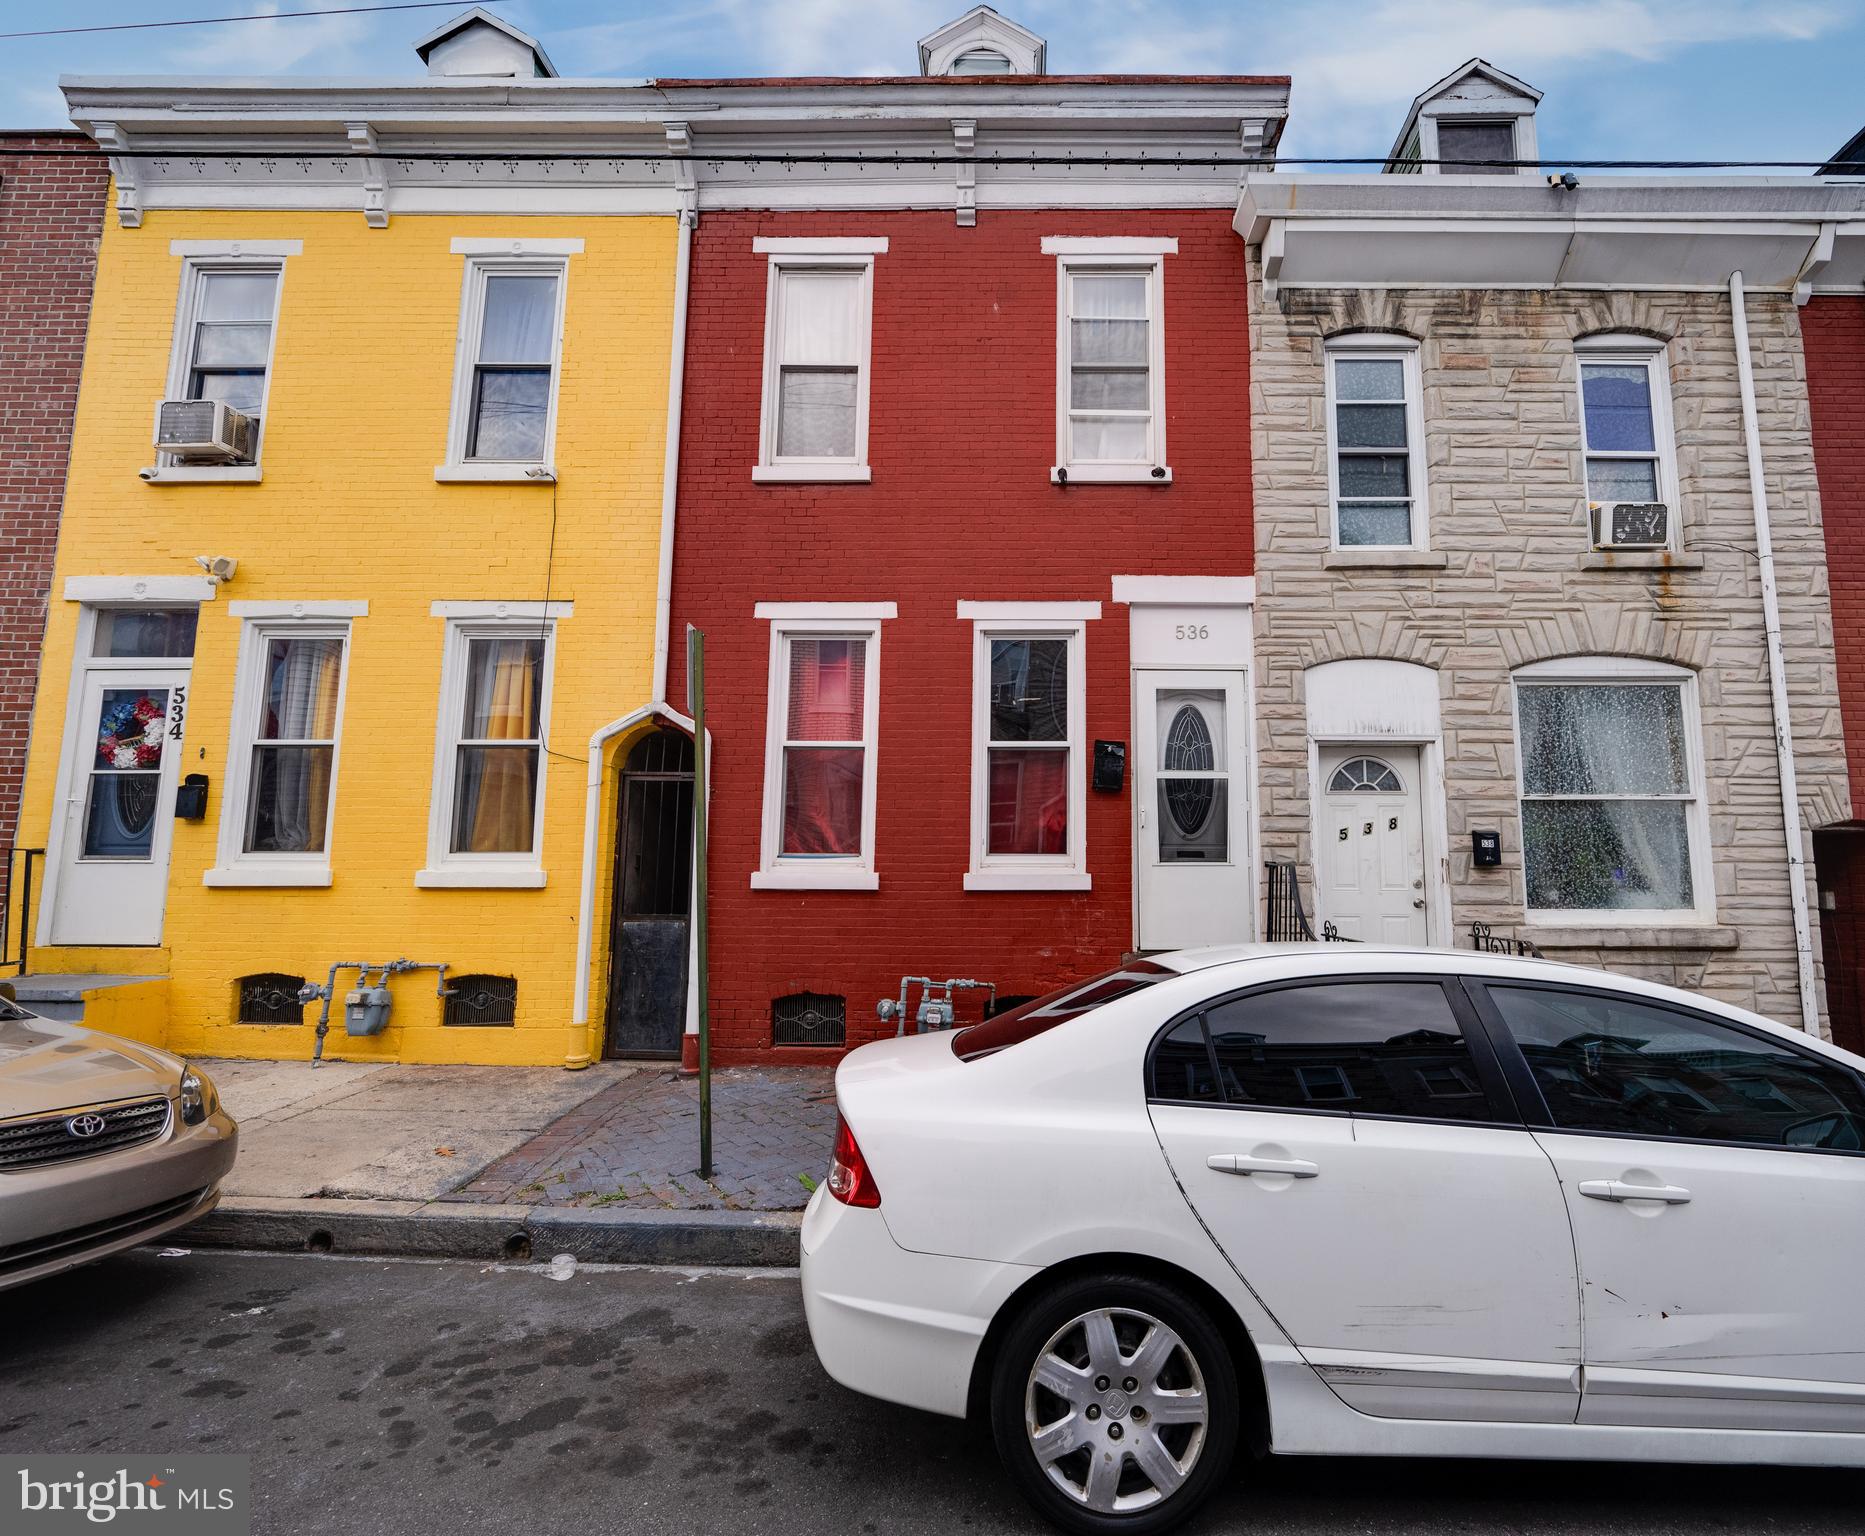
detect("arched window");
top-left (1327, 756), bottom-right (1403, 793)
top-left (951, 48), bottom-right (1012, 74)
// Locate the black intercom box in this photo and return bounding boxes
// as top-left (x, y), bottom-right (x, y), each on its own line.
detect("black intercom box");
top-left (1093, 740), bottom-right (1126, 793)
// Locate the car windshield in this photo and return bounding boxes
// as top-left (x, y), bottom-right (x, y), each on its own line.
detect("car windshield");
top-left (952, 961), bottom-right (1174, 1061)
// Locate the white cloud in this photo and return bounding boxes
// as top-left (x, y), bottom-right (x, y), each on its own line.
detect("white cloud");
top-left (164, 3), bottom-right (375, 75)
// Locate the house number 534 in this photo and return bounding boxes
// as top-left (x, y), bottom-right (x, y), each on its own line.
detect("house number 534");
top-left (168, 686), bottom-right (188, 740)
top-left (1174, 624), bottom-right (1210, 642)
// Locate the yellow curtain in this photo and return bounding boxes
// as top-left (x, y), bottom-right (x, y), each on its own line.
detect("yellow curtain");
top-left (466, 641), bottom-right (539, 853)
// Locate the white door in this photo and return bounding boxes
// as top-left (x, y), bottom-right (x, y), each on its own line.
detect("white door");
top-left (1149, 975), bottom-right (1582, 1422)
top-left (1472, 977), bottom-right (1865, 1432)
top-left (1135, 670), bottom-right (1250, 950)
top-left (50, 666), bottom-right (191, 946)
top-left (1318, 745), bottom-right (1426, 943)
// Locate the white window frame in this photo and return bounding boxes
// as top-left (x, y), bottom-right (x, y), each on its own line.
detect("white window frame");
top-left (752, 238), bottom-right (884, 485)
top-left (1325, 334), bottom-right (1429, 552)
top-left (417, 610), bottom-right (562, 889)
top-left (206, 614), bottom-right (355, 888)
top-left (1511, 655), bottom-right (1715, 928)
top-left (1417, 109), bottom-right (1538, 178)
top-left (438, 246), bottom-right (574, 483)
top-left (752, 602), bottom-right (893, 891)
top-left (155, 250), bottom-right (289, 482)
top-left (1575, 336), bottom-right (1680, 551)
top-left (962, 601), bottom-right (1096, 891)
top-left (1046, 238), bottom-right (1174, 485)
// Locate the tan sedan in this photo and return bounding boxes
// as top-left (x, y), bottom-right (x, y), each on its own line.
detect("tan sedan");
top-left (0, 992), bottom-right (237, 1289)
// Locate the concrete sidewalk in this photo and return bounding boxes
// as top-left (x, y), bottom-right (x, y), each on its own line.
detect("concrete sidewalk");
top-left (180, 1057), bottom-right (836, 1265)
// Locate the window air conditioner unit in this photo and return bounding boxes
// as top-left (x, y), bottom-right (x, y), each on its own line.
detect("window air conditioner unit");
top-left (1591, 501), bottom-right (1668, 551)
top-left (154, 399), bottom-right (257, 463)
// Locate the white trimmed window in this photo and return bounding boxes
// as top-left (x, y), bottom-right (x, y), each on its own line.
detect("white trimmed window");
top-left (753, 238), bottom-right (884, 484)
top-left (440, 245), bottom-right (574, 480)
top-left (1512, 657), bottom-right (1713, 925)
top-left (1326, 337), bottom-right (1428, 549)
top-left (419, 610), bottom-right (561, 889)
top-left (163, 257), bottom-right (286, 471)
top-left (1576, 338), bottom-right (1679, 547)
top-left (962, 603), bottom-right (1096, 891)
top-left (209, 615), bottom-right (355, 887)
top-left (752, 603), bottom-right (892, 890)
top-left (1045, 238), bottom-right (1173, 484)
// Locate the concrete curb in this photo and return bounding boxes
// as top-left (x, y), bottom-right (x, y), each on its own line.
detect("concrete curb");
top-left (177, 1196), bottom-right (803, 1267)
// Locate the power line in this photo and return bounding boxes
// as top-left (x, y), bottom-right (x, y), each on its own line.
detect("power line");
top-left (0, 2), bottom-right (489, 42)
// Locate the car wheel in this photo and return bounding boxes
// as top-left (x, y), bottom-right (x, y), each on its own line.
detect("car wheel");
top-left (990, 1272), bottom-right (1240, 1536)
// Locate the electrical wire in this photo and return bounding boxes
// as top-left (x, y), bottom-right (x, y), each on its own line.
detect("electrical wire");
top-left (0, 3), bottom-right (488, 41)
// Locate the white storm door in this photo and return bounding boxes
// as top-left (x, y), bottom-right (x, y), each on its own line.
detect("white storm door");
top-left (1473, 978), bottom-right (1865, 1433)
top-left (50, 668), bottom-right (190, 946)
top-left (1318, 746), bottom-right (1426, 943)
top-left (1148, 976), bottom-right (1581, 1422)
top-left (1135, 670), bottom-right (1249, 950)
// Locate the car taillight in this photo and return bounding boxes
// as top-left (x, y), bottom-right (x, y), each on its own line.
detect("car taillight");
top-left (826, 1114), bottom-right (881, 1208)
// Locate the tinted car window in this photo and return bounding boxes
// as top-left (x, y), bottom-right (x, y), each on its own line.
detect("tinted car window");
top-left (1485, 984), bottom-right (1865, 1151)
top-left (1149, 1017), bottom-right (1222, 1102)
top-left (952, 961), bottom-right (1173, 1062)
top-left (1199, 981), bottom-right (1498, 1121)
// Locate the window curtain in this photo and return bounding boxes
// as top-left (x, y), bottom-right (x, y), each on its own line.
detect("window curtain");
top-left (249, 637), bottom-right (341, 853)
top-left (781, 638), bottom-right (865, 856)
top-left (456, 638), bottom-right (542, 854)
top-left (776, 270), bottom-right (861, 459)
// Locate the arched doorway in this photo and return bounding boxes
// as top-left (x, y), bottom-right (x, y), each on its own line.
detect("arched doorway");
top-left (605, 730), bottom-right (694, 1059)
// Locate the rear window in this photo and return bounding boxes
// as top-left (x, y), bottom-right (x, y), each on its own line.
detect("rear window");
top-left (952, 961), bottom-right (1173, 1061)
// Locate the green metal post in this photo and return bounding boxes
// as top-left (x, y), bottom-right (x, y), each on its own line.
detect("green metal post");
top-left (689, 626), bottom-right (711, 1179)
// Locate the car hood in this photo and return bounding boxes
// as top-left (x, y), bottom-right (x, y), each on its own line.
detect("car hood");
top-left (0, 1011), bottom-right (181, 1118)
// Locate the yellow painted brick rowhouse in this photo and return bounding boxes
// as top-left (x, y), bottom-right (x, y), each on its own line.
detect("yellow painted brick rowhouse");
top-left (21, 15), bottom-right (699, 1066)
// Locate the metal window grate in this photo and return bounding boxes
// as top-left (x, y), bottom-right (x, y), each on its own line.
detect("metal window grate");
top-left (773, 992), bottom-right (846, 1047)
top-left (237, 972), bottom-right (306, 1025)
top-left (444, 974), bottom-right (517, 1027)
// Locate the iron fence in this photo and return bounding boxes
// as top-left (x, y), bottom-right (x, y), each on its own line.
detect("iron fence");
top-left (0, 847), bottom-right (43, 975)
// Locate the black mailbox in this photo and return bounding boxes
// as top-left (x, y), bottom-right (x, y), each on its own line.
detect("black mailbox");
top-left (1471, 829), bottom-right (1503, 868)
top-left (176, 773), bottom-right (209, 820)
top-left (1093, 740), bottom-right (1126, 793)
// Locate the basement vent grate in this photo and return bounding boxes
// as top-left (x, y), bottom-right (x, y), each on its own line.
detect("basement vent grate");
top-left (237, 972), bottom-right (306, 1026)
top-left (445, 974), bottom-right (517, 1027)
top-left (772, 992), bottom-right (846, 1047)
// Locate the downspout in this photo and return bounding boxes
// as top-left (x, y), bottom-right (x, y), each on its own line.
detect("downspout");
top-left (563, 193), bottom-right (695, 1067)
top-left (1729, 270), bottom-right (1822, 1037)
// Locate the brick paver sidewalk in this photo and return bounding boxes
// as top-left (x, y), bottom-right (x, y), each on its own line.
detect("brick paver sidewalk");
top-left (439, 1066), bottom-right (838, 1212)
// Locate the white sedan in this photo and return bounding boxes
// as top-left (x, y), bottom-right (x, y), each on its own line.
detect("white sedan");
top-left (800, 944), bottom-right (1865, 1534)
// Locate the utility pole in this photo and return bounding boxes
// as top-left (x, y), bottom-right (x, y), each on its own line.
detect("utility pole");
top-left (687, 625), bottom-right (711, 1178)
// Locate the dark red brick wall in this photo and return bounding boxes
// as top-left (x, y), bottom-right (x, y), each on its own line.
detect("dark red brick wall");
top-left (1806, 295), bottom-right (1865, 816)
top-left (666, 209), bottom-right (1254, 1063)
top-left (0, 134), bottom-right (106, 933)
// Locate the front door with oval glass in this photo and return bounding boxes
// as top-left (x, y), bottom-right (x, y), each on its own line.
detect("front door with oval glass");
top-left (1135, 670), bottom-right (1250, 950)
top-left (1318, 744), bottom-right (1427, 944)
top-left (48, 606), bottom-right (198, 947)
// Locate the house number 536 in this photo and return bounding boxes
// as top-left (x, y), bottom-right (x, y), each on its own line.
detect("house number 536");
top-left (1174, 624), bottom-right (1209, 642)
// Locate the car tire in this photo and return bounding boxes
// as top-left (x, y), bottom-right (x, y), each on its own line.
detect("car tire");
top-left (990, 1271), bottom-right (1240, 1536)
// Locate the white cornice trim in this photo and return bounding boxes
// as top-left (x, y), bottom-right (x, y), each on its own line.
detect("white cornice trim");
top-left (65, 576), bottom-right (217, 603)
top-left (956, 600), bottom-right (1102, 622)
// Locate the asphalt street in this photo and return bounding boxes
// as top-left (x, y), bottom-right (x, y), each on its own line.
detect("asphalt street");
top-left (3, 1248), bottom-right (1864, 1535)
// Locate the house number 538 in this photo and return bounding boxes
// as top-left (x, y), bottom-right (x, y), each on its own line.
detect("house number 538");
top-left (1174, 624), bottom-right (1209, 642)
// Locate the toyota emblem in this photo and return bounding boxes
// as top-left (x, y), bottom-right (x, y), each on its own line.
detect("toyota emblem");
top-left (65, 1113), bottom-right (108, 1139)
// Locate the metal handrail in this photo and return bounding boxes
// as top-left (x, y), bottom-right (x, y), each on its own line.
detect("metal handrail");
top-left (1264, 861), bottom-right (1316, 941)
top-left (1470, 921), bottom-right (1543, 958)
top-left (0, 847), bottom-right (44, 974)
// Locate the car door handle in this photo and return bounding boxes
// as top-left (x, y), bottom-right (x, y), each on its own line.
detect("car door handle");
top-left (1208, 1154), bottom-right (1320, 1179)
top-left (1578, 1179), bottom-right (1692, 1205)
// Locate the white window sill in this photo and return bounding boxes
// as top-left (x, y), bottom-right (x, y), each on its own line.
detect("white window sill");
top-left (140, 465), bottom-right (262, 485)
top-left (1579, 551), bottom-right (1705, 572)
top-left (1521, 922), bottom-right (1736, 950)
top-left (964, 868), bottom-right (1092, 892)
top-left (1052, 465), bottom-right (1172, 486)
top-left (434, 464), bottom-right (556, 484)
top-left (203, 863), bottom-right (331, 888)
top-left (416, 866), bottom-right (547, 890)
top-left (1324, 549), bottom-right (1449, 570)
top-left (751, 867), bottom-right (880, 892)
top-left (751, 464), bottom-right (872, 484)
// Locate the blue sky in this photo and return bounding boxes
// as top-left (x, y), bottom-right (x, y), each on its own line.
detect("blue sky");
top-left (4, 1), bottom-right (1862, 168)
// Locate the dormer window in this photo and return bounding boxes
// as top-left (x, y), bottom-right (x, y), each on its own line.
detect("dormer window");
top-left (1435, 119), bottom-right (1517, 174)
top-left (952, 48), bottom-right (1013, 74)
top-left (1384, 59), bottom-right (1541, 178)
